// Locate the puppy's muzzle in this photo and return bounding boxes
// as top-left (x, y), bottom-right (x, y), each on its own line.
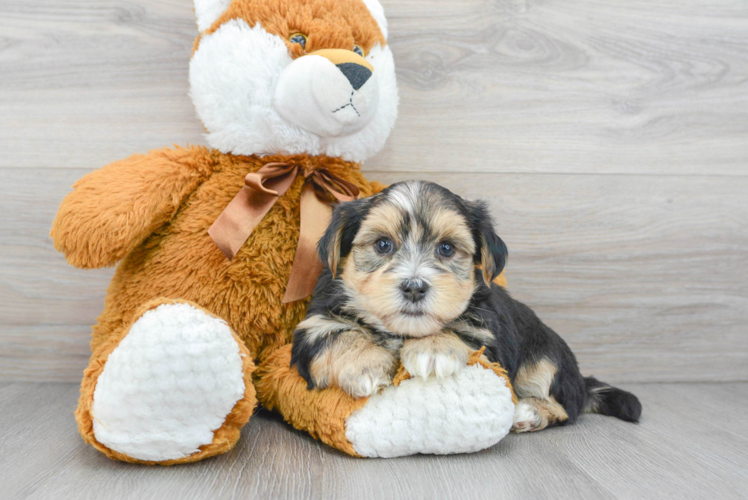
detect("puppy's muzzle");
top-left (400, 279), bottom-right (430, 304)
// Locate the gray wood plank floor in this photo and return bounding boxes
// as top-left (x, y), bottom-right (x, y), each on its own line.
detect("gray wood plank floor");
top-left (1, 382), bottom-right (746, 500)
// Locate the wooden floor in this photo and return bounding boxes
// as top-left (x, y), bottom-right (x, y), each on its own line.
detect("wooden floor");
top-left (2, 382), bottom-right (747, 500)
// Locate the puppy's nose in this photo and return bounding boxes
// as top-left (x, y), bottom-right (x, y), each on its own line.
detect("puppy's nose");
top-left (400, 279), bottom-right (430, 303)
top-left (336, 63), bottom-right (372, 90)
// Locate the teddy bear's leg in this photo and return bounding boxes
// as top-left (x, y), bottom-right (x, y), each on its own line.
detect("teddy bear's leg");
top-left (76, 298), bottom-right (256, 464)
top-left (255, 344), bottom-right (516, 458)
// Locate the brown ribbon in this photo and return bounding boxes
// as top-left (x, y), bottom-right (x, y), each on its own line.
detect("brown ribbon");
top-left (208, 162), bottom-right (359, 303)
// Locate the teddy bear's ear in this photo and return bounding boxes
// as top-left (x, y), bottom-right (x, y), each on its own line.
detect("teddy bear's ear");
top-left (194, 0), bottom-right (232, 33)
top-left (361, 0), bottom-right (388, 40)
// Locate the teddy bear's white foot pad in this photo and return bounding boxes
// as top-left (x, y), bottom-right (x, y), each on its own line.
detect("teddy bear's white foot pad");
top-left (345, 364), bottom-right (515, 458)
top-left (91, 303), bottom-right (246, 462)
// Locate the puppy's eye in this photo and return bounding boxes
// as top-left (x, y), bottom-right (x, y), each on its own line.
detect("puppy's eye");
top-left (353, 44), bottom-right (365, 57)
top-left (437, 242), bottom-right (456, 258)
top-left (289, 33), bottom-right (307, 50)
top-left (374, 237), bottom-right (394, 255)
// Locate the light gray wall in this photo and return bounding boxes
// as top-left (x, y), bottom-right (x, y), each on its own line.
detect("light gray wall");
top-left (1, 0), bottom-right (747, 382)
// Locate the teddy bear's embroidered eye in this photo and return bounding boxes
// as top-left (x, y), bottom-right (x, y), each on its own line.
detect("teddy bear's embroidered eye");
top-left (353, 44), bottom-right (365, 57)
top-left (289, 33), bottom-right (307, 50)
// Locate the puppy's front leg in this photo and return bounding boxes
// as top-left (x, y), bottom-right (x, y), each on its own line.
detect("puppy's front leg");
top-left (293, 316), bottom-right (399, 398)
top-left (400, 332), bottom-right (472, 380)
top-left (316, 331), bottom-right (398, 398)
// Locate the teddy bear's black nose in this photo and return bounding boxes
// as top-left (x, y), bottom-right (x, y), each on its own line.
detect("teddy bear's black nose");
top-left (400, 279), bottom-right (430, 303)
top-left (336, 63), bottom-right (372, 91)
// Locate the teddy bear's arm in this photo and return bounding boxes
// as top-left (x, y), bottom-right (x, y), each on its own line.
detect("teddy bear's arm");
top-left (51, 146), bottom-right (214, 269)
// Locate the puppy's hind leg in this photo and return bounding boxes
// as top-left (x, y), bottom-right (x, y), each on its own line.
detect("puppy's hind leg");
top-left (511, 358), bottom-right (571, 433)
top-left (512, 398), bottom-right (569, 433)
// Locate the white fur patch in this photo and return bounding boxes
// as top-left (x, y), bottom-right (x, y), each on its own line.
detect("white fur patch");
top-left (403, 349), bottom-right (465, 380)
top-left (194, 0), bottom-right (232, 32)
top-left (273, 54), bottom-right (379, 137)
top-left (345, 364), bottom-right (515, 457)
top-left (324, 43), bottom-right (398, 161)
top-left (514, 401), bottom-right (540, 423)
top-left (512, 400), bottom-right (542, 432)
top-left (91, 303), bottom-right (246, 462)
top-left (388, 180), bottom-right (421, 214)
top-left (189, 21), bottom-right (398, 163)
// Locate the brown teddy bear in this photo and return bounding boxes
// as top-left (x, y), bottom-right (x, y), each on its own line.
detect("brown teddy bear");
top-left (51, 0), bottom-right (514, 463)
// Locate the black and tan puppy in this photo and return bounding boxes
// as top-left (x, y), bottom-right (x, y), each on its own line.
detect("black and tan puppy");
top-left (291, 181), bottom-right (641, 432)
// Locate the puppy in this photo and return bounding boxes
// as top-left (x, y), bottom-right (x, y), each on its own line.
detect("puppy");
top-left (291, 181), bottom-right (642, 432)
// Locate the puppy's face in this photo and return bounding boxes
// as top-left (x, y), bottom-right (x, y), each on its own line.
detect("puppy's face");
top-left (319, 181), bottom-right (507, 337)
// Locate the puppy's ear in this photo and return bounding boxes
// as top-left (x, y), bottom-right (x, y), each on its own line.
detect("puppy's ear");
top-left (317, 197), bottom-right (373, 277)
top-left (467, 201), bottom-right (508, 285)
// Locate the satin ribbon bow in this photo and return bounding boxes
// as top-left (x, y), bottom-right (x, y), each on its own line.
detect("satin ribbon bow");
top-left (208, 162), bottom-right (360, 303)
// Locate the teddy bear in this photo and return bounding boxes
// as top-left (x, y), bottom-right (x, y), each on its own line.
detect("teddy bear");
top-left (51, 0), bottom-right (515, 463)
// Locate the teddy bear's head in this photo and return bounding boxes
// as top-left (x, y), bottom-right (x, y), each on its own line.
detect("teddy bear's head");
top-left (190, 0), bottom-right (398, 163)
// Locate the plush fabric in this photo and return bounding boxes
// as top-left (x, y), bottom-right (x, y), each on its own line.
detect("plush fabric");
top-left (195, 0), bottom-right (233, 32)
top-left (54, 147), bottom-right (383, 463)
top-left (75, 298), bottom-right (257, 465)
top-left (255, 344), bottom-right (369, 457)
top-left (273, 51), bottom-right (380, 137)
top-left (52, 0), bottom-right (514, 464)
top-left (190, 0), bottom-right (398, 162)
top-left (53, 149), bottom-right (379, 361)
top-left (91, 302), bottom-right (247, 462)
top-left (255, 344), bottom-right (516, 458)
top-left (346, 363), bottom-right (515, 458)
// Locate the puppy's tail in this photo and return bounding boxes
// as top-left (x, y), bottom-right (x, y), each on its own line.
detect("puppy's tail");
top-left (583, 377), bottom-right (642, 423)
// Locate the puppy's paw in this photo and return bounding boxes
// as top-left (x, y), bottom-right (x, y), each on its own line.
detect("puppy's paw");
top-left (401, 334), bottom-right (470, 380)
top-left (404, 351), bottom-right (465, 380)
top-left (337, 364), bottom-right (393, 399)
top-left (512, 400), bottom-right (545, 433)
top-left (306, 331), bottom-right (398, 399)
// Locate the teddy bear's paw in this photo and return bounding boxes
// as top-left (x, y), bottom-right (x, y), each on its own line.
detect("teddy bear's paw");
top-left (90, 302), bottom-right (247, 462)
top-left (511, 400), bottom-right (545, 433)
top-left (345, 364), bottom-right (515, 457)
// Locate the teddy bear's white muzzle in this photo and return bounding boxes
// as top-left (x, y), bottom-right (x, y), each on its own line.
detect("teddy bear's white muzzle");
top-left (273, 52), bottom-right (380, 138)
